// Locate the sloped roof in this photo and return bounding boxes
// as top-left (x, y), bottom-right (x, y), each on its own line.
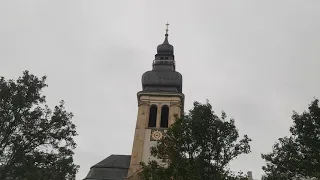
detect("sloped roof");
top-left (84, 154), bottom-right (131, 180)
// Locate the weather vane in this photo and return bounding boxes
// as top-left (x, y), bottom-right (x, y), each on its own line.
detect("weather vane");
top-left (165, 22), bottom-right (169, 34)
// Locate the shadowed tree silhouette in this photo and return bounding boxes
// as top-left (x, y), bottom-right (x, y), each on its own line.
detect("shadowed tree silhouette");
top-left (139, 101), bottom-right (251, 180)
top-left (0, 71), bottom-right (79, 180)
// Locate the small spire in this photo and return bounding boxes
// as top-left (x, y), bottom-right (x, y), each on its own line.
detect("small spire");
top-left (165, 22), bottom-right (169, 35)
top-left (163, 22), bottom-right (170, 44)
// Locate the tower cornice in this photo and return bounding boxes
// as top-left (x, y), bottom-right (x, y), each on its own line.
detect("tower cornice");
top-left (137, 91), bottom-right (185, 114)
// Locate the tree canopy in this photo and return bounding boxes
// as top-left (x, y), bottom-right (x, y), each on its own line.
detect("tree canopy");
top-left (0, 71), bottom-right (79, 180)
top-left (262, 99), bottom-right (320, 180)
top-left (139, 101), bottom-right (251, 180)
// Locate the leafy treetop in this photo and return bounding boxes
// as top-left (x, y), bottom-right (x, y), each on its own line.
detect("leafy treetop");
top-left (262, 99), bottom-right (320, 180)
top-left (139, 101), bottom-right (251, 180)
top-left (0, 71), bottom-right (79, 180)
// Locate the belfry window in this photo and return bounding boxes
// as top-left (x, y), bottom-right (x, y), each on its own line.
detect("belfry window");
top-left (160, 105), bottom-right (169, 128)
top-left (148, 105), bottom-right (157, 127)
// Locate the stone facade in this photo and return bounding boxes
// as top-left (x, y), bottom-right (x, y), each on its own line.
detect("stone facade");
top-left (126, 94), bottom-right (184, 179)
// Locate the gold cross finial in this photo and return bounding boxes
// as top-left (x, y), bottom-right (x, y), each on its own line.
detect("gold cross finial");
top-left (165, 22), bottom-right (169, 34)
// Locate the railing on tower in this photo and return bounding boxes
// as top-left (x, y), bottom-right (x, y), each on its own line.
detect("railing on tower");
top-left (152, 60), bottom-right (175, 66)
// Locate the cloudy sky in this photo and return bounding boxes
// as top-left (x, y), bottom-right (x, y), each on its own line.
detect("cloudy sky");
top-left (1, 1), bottom-right (320, 179)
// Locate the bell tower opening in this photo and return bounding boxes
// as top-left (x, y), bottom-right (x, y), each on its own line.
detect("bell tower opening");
top-left (160, 105), bottom-right (169, 128)
top-left (148, 105), bottom-right (157, 127)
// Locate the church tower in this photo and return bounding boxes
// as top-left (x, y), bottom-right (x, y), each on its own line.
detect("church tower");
top-left (127, 25), bottom-right (184, 179)
top-left (83, 25), bottom-right (184, 180)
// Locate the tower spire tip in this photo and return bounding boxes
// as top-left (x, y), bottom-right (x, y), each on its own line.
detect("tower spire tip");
top-left (165, 22), bottom-right (169, 35)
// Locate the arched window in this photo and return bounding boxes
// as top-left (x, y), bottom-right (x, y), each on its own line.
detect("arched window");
top-left (148, 105), bottom-right (157, 127)
top-left (160, 105), bottom-right (169, 128)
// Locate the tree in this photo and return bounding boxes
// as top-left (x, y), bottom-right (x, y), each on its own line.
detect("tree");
top-left (138, 101), bottom-right (251, 180)
top-left (262, 99), bottom-right (320, 180)
top-left (0, 71), bottom-right (79, 180)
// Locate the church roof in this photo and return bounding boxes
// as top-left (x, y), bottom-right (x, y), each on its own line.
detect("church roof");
top-left (141, 28), bottom-right (183, 93)
top-left (156, 33), bottom-right (174, 55)
top-left (83, 154), bottom-right (131, 180)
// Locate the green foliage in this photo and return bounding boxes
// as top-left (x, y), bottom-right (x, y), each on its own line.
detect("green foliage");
top-left (139, 101), bottom-right (251, 180)
top-left (262, 99), bottom-right (320, 180)
top-left (0, 71), bottom-right (79, 180)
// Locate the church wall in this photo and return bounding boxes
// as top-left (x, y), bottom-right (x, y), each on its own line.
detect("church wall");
top-left (141, 129), bottom-right (156, 163)
top-left (127, 94), bottom-right (183, 178)
top-left (128, 101), bottom-right (148, 175)
top-left (141, 128), bottom-right (168, 166)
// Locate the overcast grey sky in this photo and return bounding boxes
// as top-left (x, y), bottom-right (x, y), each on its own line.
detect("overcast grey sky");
top-left (1, 1), bottom-right (320, 179)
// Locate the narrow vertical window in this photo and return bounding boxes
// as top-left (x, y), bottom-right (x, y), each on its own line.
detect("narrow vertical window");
top-left (160, 105), bottom-right (169, 128)
top-left (148, 105), bottom-right (157, 127)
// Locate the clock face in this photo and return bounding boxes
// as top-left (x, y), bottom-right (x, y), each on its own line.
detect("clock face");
top-left (151, 130), bottom-right (163, 141)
